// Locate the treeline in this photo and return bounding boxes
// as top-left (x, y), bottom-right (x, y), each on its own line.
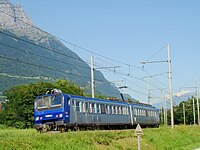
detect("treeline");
top-left (163, 97), bottom-right (199, 125)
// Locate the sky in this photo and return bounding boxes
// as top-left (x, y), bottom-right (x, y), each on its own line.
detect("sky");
top-left (9, 0), bottom-right (200, 105)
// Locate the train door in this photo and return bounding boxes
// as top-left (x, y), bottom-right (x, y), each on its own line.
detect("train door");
top-left (64, 95), bottom-right (70, 124)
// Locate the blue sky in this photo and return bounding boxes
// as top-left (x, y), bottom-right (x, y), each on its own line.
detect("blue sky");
top-left (10, 0), bottom-right (200, 105)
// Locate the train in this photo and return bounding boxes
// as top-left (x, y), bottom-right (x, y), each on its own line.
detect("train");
top-left (34, 91), bottom-right (160, 132)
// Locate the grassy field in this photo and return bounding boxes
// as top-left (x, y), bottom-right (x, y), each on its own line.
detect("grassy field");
top-left (0, 125), bottom-right (200, 150)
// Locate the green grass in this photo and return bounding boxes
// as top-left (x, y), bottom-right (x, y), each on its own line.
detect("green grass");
top-left (0, 125), bottom-right (200, 150)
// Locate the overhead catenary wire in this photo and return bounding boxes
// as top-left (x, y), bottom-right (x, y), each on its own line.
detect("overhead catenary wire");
top-left (0, 30), bottom-right (166, 94)
top-left (0, 42), bottom-right (91, 70)
top-left (0, 9), bottom-right (171, 99)
top-left (0, 9), bottom-right (169, 86)
top-left (0, 30), bottom-right (157, 96)
top-left (0, 9), bottom-right (144, 71)
top-left (0, 54), bottom-right (110, 84)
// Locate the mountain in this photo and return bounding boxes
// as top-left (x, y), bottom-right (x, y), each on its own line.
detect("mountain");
top-left (0, 0), bottom-right (122, 98)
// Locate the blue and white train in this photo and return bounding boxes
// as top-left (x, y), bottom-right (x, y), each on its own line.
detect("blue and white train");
top-left (34, 93), bottom-right (160, 132)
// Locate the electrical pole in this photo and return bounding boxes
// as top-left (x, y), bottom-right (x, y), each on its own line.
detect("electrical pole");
top-left (193, 97), bottom-right (196, 125)
top-left (162, 90), bottom-right (167, 126)
top-left (196, 77), bottom-right (200, 126)
top-left (167, 44), bottom-right (174, 128)
top-left (160, 103), bottom-right (163, 124)
top-left (183, 103), bottom-right (186, 125)
top-left (91, 55), bottom-right (95, 98)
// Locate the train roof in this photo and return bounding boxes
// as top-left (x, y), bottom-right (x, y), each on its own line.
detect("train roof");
top-left (67, 94), bottom-right (158, 109)
top-left (35, 93), bottom-right (158, 110)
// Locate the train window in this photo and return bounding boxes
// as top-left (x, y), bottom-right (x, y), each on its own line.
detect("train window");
top-left (98, 104), bottom-right (102, 114)
top-left (79, 102), bottom-right (82, 112)
top-left (115, 106), bottom-right (118, 114)
top-left (76, 101), bottom-right (80, 112)
top-left (121, 107), bottom-right (124, 115)
top-left (109, 105), bottom-right (112, 114)
top-left (89, 103), bottom-right (92, 113)
top-left (82, 102), bottom-right (85, 113)
top-left (106, 105), bottom-right (109, 114)
top-left (101, 104), bottom-right (106, 114)
top-left (123, 107), bottom-right (126, 115)
top-left (142, 110), bottom-right (144, 116)
top-left (94, 103), bottom-right (97, 113)
top-left (134, 109), bottom-right (136, 116)
top-left (85, 102), bottom-right (88, 112)
top-left (113, 106), bottom-right (116, 114)
top-left (72, 99), bottom-right (75, 107)
top-left (68, 99), bottom-right (70, 106)
top-left (96, 104), bottom-right (100, 113)
top-left (138, 109), bottom-right (140, 116)
top-left (136, 109), bottom-right (138, 116)
top-left (126, 107), bottom-right (129, 115)
top-left (145, 110), bottom-right (147, 116)
top-left (111, 105), bottom-right (114, 114)
top-left (118, 106), bottom-right (121, 115)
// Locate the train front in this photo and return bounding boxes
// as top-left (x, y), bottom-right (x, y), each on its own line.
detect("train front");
top-left (34, 94), bottom-right (69, 132)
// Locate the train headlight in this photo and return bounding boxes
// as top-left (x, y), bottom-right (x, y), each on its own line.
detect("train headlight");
top-left (56, 114), bottom-right (58, 118)
top-left (35, 117), bottom-right (39, 121)
top-left (59, 114), bottom-right (63, 118)
top-left (40, 116), bottom-right (43, 120)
